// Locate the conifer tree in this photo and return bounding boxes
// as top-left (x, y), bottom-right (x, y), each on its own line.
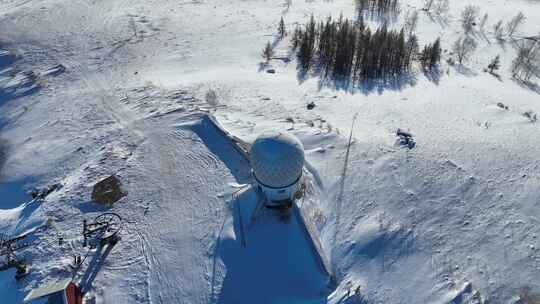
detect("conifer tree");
top-left (290, 14), bottom-right (442, 82)
top-left (429, 38), bottom-right (441, 68)
top-left (291, 26), bottom-right (302, 49)
top-left (262, 41), bottom-right (274, 62)
top-left (278, 17), bottom-right (286, 39)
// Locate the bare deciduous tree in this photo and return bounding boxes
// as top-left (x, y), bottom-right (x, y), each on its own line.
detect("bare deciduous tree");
top-left (404, 10), bottom-right (419, 36)
top-left (424, 0), bottom-right (447, 15)
top-left (424, 0), bottom-right (435, 11)
top-left (511, 40), bottom-right (540, 81)
top-left (506, 12), bottom-right (525, 37)
top-left (453, 36), bottom-right (477, 64)
top-left (479, 13), bottom-right (488, 32)
top-left (205, 89), bottom-right (218, 107)
top-left (461, 5), bottom-right (479, 34)
top-left (493, 20), bottom-right (505, 40)
top-left (285, 0), bottom-right (292, 9)
top-left (434, 0), bottom-right (449, 16)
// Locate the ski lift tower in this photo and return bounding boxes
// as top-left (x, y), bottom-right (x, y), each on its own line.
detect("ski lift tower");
top-left (82, 212), bottom-right (122, 248)
top-left (0, 233), bottom-right (31, 279)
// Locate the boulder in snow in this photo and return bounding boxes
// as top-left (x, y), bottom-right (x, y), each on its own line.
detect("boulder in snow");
top-left (91, 175), bottom-right (126, 205)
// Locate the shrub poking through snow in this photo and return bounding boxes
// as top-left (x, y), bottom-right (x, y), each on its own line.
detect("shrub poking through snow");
top-left (30, 183), bottom-right (62, 200)
top-left (205, 89), bottom-right (218, 106)
top-left (487, 55), bottom-right (501, 74)
top-left (496, 102), bottom-right (509, 110)
top-left (397, 129), bottom-right (415, 149)
top-left (523, 110), bottom-right (538, 123)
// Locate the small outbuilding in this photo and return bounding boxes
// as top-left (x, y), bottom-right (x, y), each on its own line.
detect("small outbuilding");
top-left (24, 279), bottom-right (82, 304)
top-left (250, 131), bottom-right (305, 207)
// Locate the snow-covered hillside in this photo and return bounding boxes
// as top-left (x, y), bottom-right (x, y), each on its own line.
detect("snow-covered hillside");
top-left (0, 0), bottom-right (539, 303)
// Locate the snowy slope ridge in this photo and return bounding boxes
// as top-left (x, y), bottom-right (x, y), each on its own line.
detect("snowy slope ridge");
top-left (1, 0), bottom-right (540, 303)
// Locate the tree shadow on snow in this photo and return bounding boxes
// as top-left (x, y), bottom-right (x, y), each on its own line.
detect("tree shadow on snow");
top-left (315, 71), bottom-right (418, 96)
top-left (296, 63), bottom-right (310, 85)
top-left (423, 66), bottom-right (442, 85)
top-left (424, 12), bottom-right (450, 28)
top-left (0, 76), bottom-right (40, 105)
top-left (0, 176), bottom-right (36, 210)
top-left (258, 61), bottom-right (270, 73)
top-left (514, 78), bottom-right (540, 94)
top-left (75, 200), bottom-right (113, 214)
top-left (0, 51), bottom-right (40, 106)
top-left (453, 64), bottom-right (478, 78)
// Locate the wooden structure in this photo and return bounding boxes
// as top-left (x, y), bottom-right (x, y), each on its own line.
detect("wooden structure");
top-left (24, 279), bottom-right (82, 304)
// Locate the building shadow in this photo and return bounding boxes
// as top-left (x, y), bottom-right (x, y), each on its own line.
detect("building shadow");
top-left (190, 116), bottom-right (251, 184)
top-left (213, 188), bottom-right (332, 304)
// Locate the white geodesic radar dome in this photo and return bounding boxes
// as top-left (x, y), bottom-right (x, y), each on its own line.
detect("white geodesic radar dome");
top-left (250, 131), bottom-right (305, 189)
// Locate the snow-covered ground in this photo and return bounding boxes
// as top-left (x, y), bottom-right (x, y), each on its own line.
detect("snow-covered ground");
top-left (1, 0), bottom-right (539, 303)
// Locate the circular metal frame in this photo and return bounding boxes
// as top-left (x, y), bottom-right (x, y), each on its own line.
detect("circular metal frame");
top-left (91, 212), bottom-right (122, 241)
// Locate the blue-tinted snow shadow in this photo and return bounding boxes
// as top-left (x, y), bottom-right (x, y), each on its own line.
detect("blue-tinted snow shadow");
top-left (79, 243), bottom-right (116, 294)
top-left (453, 64), bottom-right (478, 77)
top-left (307, 71), bottom-right (418, 96)
top-left (214, 188), bottom-right (331, 304)
top-left (515, 78), bottom-right (540, 94)
top-left (0, 75), bottom-right (40, 104)
top-left (0, 177), bottom-right (34, 209)
top-left (0, 137), bottom-right (7, 174)
top-left (74, 200), bottom-right (112, 213)
top-left (0, 49), bottom-right (16, 69)
top-left (0, 268), bottom-right (25, 303)
top-left (190, 116), bottom-right (251, 184)
top-left (0, 50), bottom-right (40, 107)
top-left (0, 199), bottom-right (44, 235)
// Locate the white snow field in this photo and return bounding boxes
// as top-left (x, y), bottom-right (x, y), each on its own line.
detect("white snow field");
top-left (1, 0), bottom-right (539, 303)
